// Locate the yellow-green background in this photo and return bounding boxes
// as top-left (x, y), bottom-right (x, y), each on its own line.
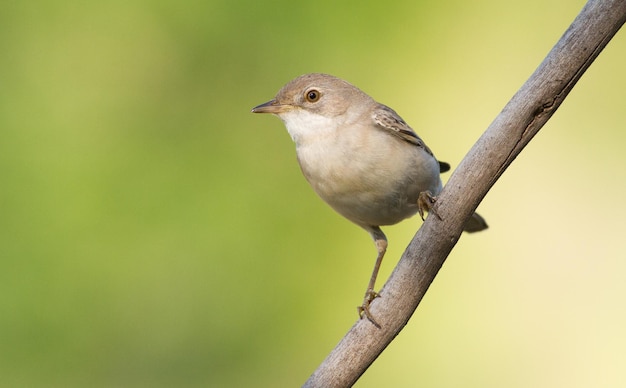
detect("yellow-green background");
top-left (2, 1), bottom-right (625, 387)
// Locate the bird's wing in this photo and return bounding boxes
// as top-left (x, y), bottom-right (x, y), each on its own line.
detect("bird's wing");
top-left (372, 104), bottom-right (450, 173)
top-left (372, 105), bottom-right (431, 151)
top-left (372, 104), bottom-right (450, 172)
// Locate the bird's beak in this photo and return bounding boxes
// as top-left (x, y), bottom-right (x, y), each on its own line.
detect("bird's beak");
top-left (251, 99), bottom-right (290, 114)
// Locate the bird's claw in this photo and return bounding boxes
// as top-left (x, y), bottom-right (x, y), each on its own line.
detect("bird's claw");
top-left (417, 191), bottom-right (441, 221)
top-left (357, 289), bottom-right (381, 328)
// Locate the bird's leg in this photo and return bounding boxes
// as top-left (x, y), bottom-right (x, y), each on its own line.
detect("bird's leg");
top-left (417, 190), bottom-right (441, 221)
top-left (358, 227), bottom-right (387, 328)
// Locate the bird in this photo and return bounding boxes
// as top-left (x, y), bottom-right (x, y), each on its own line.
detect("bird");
top-left (252, 73), bottom-right (487, 326)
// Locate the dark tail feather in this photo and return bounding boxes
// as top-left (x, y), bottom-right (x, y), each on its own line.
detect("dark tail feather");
top-left (463, 212), bottom-right (488, 233)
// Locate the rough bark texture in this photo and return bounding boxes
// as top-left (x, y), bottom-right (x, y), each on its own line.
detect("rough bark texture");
top-left (303, 1), bottom-right (626, 386)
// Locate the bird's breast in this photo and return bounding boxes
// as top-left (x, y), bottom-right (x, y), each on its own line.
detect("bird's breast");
top-left (294, 132), bottom-right (442, 227)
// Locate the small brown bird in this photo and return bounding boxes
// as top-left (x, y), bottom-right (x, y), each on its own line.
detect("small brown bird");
top-left (252, 73), bottom-right (487, 325)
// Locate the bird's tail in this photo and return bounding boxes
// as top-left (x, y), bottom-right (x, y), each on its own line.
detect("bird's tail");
top-left (463, 212), bottom-right (488, 233)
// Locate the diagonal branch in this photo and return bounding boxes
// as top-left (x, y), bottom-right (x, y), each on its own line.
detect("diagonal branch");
top-left (303, 0), bottom-right (626, 386)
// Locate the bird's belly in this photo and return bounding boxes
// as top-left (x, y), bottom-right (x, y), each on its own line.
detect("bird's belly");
top-left (297, 144), bottom-right (442, 227)
top-left (322, 185), bottom-right (420, 227)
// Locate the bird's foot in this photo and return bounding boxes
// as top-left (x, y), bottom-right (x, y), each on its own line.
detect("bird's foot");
top-left (357, 288), bottom-right (381, 328)
top-left (417, 191), bottom-right (441, 221)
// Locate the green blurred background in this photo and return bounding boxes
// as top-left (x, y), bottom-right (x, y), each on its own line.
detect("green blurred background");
top-left (1, 1), bottom-right (625, 387)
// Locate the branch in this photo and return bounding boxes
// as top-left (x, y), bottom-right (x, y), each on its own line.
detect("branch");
top-left (303, 0), bottom-right (626, 386)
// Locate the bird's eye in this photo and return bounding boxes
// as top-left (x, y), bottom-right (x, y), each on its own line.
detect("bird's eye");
top-left (305, 89), bottom-right (320, 102)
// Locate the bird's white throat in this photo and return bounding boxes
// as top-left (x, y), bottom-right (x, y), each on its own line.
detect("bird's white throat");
top-left (278, 109), bottom-right (340, 146)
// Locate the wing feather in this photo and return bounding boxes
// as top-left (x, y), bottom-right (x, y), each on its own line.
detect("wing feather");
top-left (372, 105), bottom-right (450, 173)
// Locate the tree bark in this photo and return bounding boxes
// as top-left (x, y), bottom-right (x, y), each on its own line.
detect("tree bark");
top-left (303, 0), bottom-right (626, 386)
